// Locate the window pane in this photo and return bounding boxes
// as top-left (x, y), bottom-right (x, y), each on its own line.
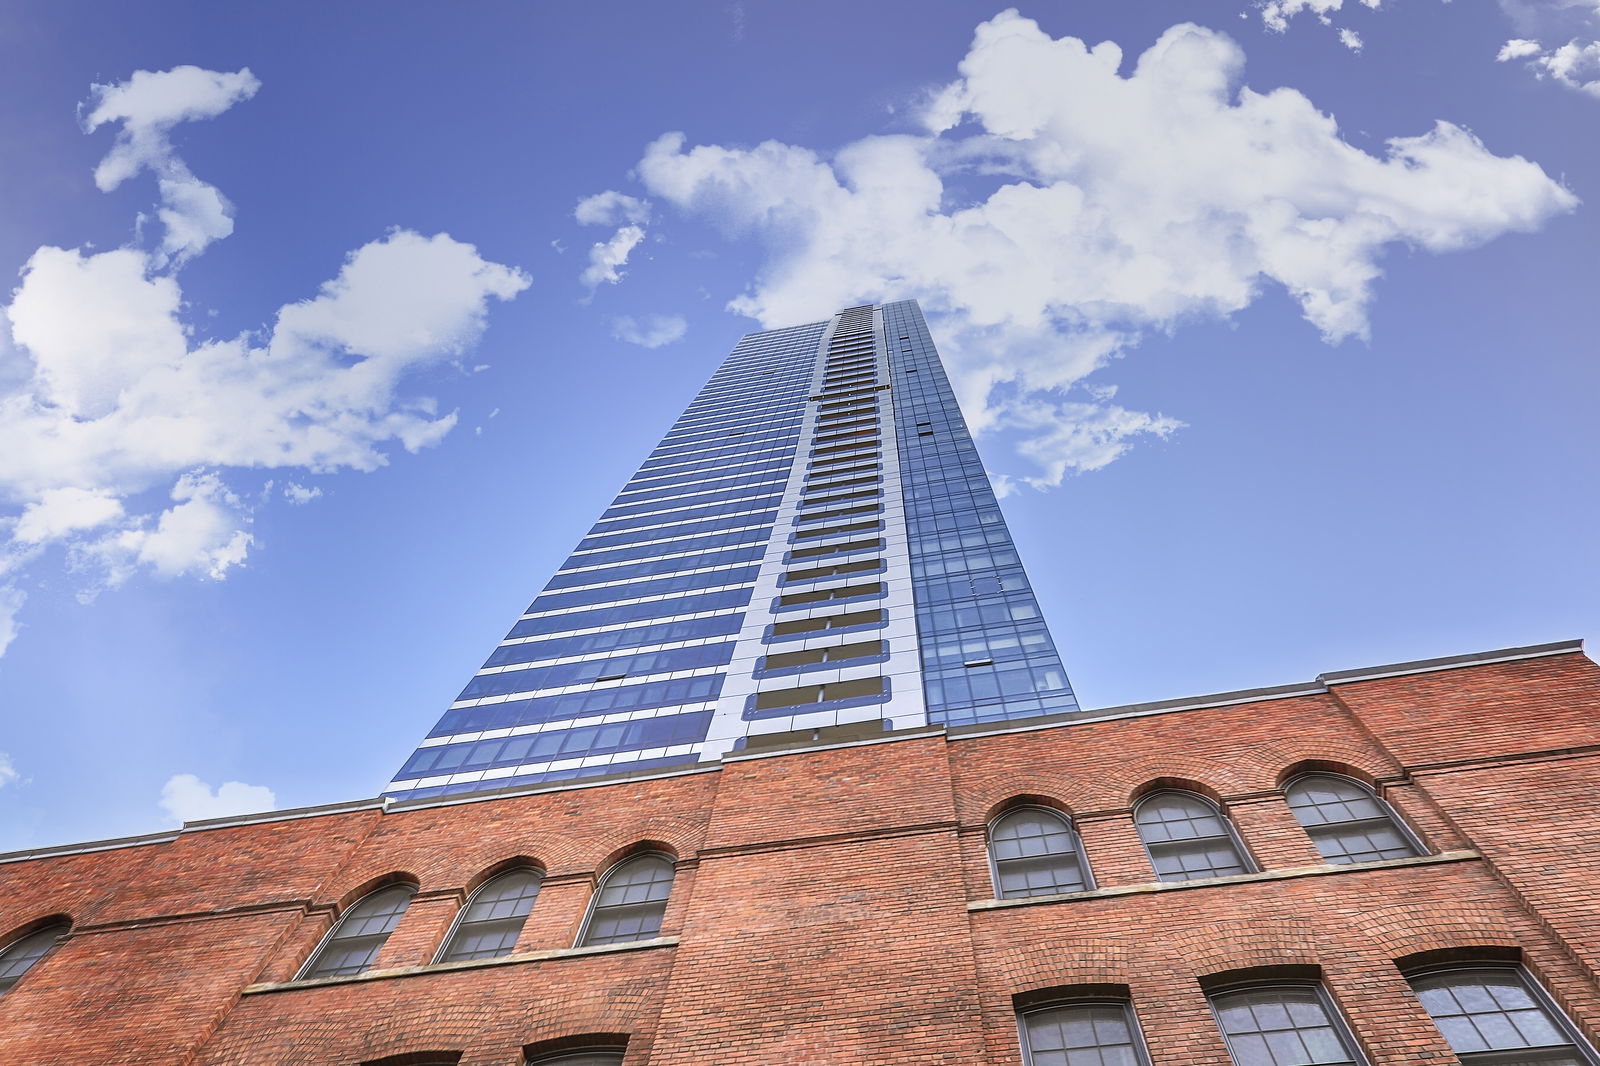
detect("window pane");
top-left (0, 924), bottom-right (68, 995)
top-left (1023, 1003), bottom-right (1147, 1066)
top-left (1211, 987), bottom-right (1358, 1066)
top-left (1410, 969), bottom-right (1591, 1061)
top-left (581, 855), bottom-right (675, 947)
top-left (303, 884), bottom-right (415, 979)
top-left (1285, 776), bottom-right (1418, 865)
top-left (1135, 793), bottom-right (1250, 882)
top-left (527, 1052), bottom-right (626, 1066)
top-left (992, 809), bottom-right (1091, 898)
top-left (439, 869), bottom-right (543, 963)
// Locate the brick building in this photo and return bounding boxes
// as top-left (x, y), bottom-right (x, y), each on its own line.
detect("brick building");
top-left (2, 639), bottom-right (1597, 1065)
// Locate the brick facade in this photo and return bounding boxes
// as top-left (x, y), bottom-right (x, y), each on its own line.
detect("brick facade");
top-left (2, 642), bottom-right (1597, 1065)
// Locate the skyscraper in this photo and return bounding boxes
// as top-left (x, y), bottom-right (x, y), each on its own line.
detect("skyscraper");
top-left (385, 300), bottom-right (1077, 802)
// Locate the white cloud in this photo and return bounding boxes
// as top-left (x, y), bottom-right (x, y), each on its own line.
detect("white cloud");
top-left (1500, 36), bottom-right (1600, 96)
top-left (575, 190), bottom-right (651, 226)
top-left (1339, 27), bottom-right (1365, 50)
top-left (0, 67), bottom-right (530, 650)
top-left (581, 225), bottom-right (646, 289)
top-left (612, 313), bottom-right (688, 348)
top-left (83, 66), bottom-right (260, 266)
top-left (158, 773), bottom-right (275, 824)
top-left (1257, 0), bottom-right (1382, 35)
top-left (92, 472), bottom-right (252, 582)
top-left (1499, 37), bottom-right (1546, 59)
top-left (0, 752), bottom-right (18, 788)
top-left (0, 586), bottom-right (23, 658)
top-left (282, 482), bottom-right (322, 505)
top-left (13, 487), bottom-right (124, 543)
top-left (622, 13), bottom-right (1575, 488)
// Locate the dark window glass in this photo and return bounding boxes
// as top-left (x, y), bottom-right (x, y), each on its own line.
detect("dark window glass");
top-left (0, 922), bottom-right (68, 995)
top-left (990, 808), bottom-right (1091, 898)
top-left (301, 884), bottom-right (415, 979)
top-left (1020, 1001), bottom-right (1150, 1066)
top-left (437, 868), bottom-right (543, 963)
top-left (1211, 985), bottom-right (1363, 1065)
top-left (1410, 968), bottom-right (1597, 1065)
top-left (579, 854), bottom-right (675, 947)
top-left (526, 1052), bottom-right (626, 1066)
top-left (751, 676), bottom-right (886, 711)
top-left (786, 538), bottom-right (882, 562)
top-left (1284, 775), bottom-right (1420, 865)
top-left (1133, 791), bottom-right (1253, 882)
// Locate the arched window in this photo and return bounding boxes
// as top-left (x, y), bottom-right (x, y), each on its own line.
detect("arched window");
top-left (1133, 790), bottom-right (1254, 882)
top-left (526, 1052), bottom-right (625, 1066)
top-left (1209, 984), bottom-right (1365, 1065)
top-left (1409, 966), bottom-right (1599, 1064)
top-left (988, 806), bottom-right (1093, 898)
top-left (299, 882), bottom-right (416, 979)
top-left (1284, 774), bottom-right (1420, 865)
top-left (0, 921), bottom-right (69, 996)
top-left (436, 867), bottom-right (543, 963)
top-left (577, 853), bottom-right (674, 948)
top-left (1019, 1001), bottom-right (1151, 1066)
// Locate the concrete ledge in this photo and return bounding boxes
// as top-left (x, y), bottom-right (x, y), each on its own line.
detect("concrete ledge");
top-left (1318, 640), bottom-right (1584, 686)
top-left (0, 829), bottom-right (179, 866)
top-left (242, 935), bottom-right (680, 994)
top-left (967, 850), bottom-right (1481, 911)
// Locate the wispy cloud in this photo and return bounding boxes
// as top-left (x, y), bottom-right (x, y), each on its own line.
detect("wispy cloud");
top-left (580, 225), bottom-right (646, 289)
top-left (612, 313), bottom-right (688, 348)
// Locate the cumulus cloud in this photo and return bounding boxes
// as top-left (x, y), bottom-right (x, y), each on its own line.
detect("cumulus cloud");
top-left (575, 190), bottom-right (651, 226)
top-left (1499, 36), bottom-right (1600, 96)
top-left (83, 66), bottom-right (260, 266)
top-left (617, 13), bottom-right (1575, 488)
top-left (13, 487), bottom-right (124, 544)
top-left (0, 66), bottom-right (530, 651)
top-left (1499, 37), bottom-right (1547, 59)
top-left (580, 225), bottom-right (646, 289)
top-left (158, 773), bottom-right (276, 824)
top-left (612, 313), bottom-right (688, 348)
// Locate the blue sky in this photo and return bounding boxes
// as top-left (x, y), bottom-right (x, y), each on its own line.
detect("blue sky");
top-left (0, 0), bottom-right (1595, 850)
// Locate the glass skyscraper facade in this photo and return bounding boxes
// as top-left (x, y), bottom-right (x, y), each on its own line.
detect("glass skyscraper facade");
top-left (385, 300), bottom-right (1077, 802)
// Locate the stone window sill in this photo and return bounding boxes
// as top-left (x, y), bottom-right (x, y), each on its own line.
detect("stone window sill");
top-left (243, 935), bottom-right (679, 994)
top-left (968, 850), bottom-right (1480, 912)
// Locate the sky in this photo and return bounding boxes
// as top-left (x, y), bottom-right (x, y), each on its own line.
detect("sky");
top-left (0, 0), bottom-right (1595, 851)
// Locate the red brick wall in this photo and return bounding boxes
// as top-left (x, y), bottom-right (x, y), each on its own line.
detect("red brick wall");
top-left (0, 650), bottom-right (1596, 1065)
